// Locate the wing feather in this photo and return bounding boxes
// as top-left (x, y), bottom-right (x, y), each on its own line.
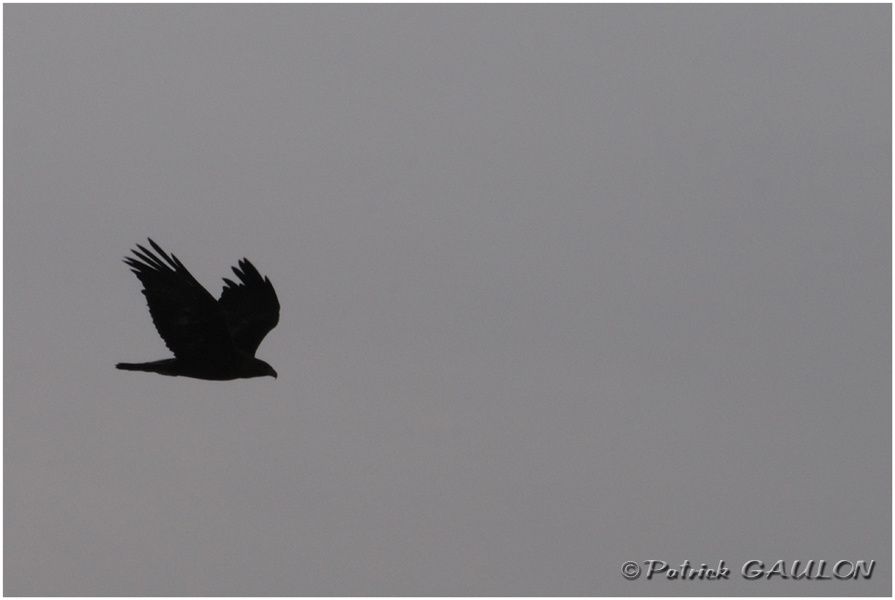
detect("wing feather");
top-left (218, 257), bottom-right (280, 356)
top-left (124, 239), bottom-right (233, 360)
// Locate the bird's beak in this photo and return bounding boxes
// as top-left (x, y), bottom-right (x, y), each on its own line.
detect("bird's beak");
top-left (272, 369), bottom-right (278, 379)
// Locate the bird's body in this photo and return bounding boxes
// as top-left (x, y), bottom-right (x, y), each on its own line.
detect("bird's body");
top-left (116, 355), bottom-right (275, 380)
top-left (118, 239), bottom-right (279, 380)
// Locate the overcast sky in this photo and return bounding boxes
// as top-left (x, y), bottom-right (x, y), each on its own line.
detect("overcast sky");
top-left (5, 5), bottom-right (890, 595)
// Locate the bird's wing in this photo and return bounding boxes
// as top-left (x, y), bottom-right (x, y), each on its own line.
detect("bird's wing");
top-left (218, 258), bottom-right (280, 356)
top-left (123, 239), bottom-right (234, 360)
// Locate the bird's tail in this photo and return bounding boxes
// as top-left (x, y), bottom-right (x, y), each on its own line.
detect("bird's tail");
top-left (116, 362), bottom-right (154, 371)
top-left (116, 359), bottom-right (178, 375)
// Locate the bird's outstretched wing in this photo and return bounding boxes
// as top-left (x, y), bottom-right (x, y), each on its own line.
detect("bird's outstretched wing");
top-left (218, 258), bottom-right (280, 356)
top-left (123, 239), bottom-right (233, 360)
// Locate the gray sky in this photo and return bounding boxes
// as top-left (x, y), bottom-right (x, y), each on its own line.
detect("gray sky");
top-left (5, 5), bottom-right (890, 595)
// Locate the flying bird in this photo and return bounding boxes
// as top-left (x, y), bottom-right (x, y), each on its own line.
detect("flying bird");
top-left (117, 238), bottom-right (279, 380)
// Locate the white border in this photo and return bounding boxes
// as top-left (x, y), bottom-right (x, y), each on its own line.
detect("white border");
top-left (0, 2), bottom-right (889, 600)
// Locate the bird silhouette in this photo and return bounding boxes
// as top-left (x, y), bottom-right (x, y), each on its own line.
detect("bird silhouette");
top-left (117, 238), bottom-right (279, 380)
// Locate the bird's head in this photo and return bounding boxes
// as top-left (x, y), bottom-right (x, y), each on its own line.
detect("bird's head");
top-left (248, 359), bottom-right (278, 379)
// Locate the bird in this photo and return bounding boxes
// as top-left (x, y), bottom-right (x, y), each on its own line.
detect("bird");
top-left (117, 238), bottom-right (279, 380)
